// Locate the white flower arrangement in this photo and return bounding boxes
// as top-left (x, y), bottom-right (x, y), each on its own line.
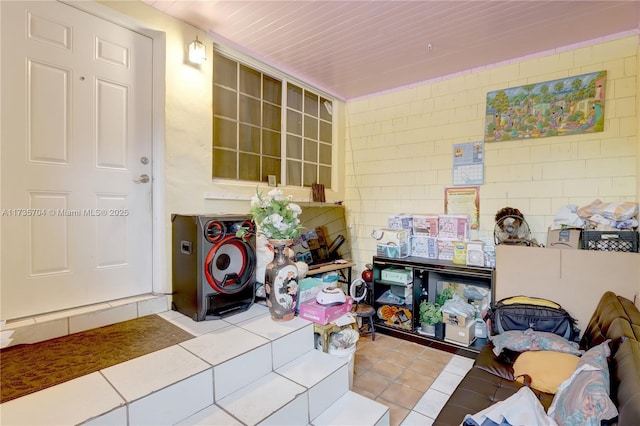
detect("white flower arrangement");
top-left (243, 188), bottom-right (303, 240)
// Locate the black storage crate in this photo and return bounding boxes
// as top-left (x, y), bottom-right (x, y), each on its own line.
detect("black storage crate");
top-left (581, 230), bottom-right (639, 253)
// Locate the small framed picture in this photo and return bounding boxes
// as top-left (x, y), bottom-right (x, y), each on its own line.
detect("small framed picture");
top-left (268, 175), bottom-right (277, 187)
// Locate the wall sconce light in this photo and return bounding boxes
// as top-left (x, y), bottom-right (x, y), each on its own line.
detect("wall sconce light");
top-left (188, 36), bottom-right (206, 65)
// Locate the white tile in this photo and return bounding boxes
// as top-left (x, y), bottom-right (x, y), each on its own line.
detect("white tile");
top-left (84, 406), bottom-right (128, 425)
top-left (177, 403), bottom-right (244, 426)
top-left (311, 391), bottom-right (388, 426)
top-left (276, 349), bottom-right (347, 388)
top-left (100, 345), bottom-right (211, 402)
top-left (444, 354), bottom-right (474, 376)
top-left (0, 372), bottom-right (124, 425)
top-left (127, 370), bottom-right (214, 426)
top-left (237, 314), bottom-right (310, 341)
top-left (429, 370), bottom-right (464, 395)
top-left (158, 310), bottom-right (184, 321)
top-left (401, 410), bottom-right (434, 426)
top-left (237, 315), bottom-right (313, 367)
top-left (6, 317), bottom-right (68, 345)
top-left (137, 295), bottom-right (169, 316)
top-left (34, 303), bottom-right (111, 323)
top-left (217, 372), bottom-right (307, 425)
top-left (214, 344), bottom-right (273, 400)
top-left (273, 325), bottom-right (315, 368)
top-left (413, 389), bottom-right (450, 419)
top-left (168, 313), bottom-right (232, 336)
top-left (260, 392), bottom-right (309, 426)
top-left (180, 325), bottom-right (270, 366)
top-left (69, 304), bottom-right (138, 334)
top-left (179, 324), bottom-right (273, 399)
top-left (277, 349), bottom-right (349, 419)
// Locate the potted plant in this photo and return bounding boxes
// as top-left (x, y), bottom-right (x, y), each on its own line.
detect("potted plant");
top-left (419, 300), bottom-right (442, 336)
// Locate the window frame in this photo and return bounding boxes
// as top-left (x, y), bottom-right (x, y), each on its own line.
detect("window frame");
top-left (212, 46), bottom-right (336, 191)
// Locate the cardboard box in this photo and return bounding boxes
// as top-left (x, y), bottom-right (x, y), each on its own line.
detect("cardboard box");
top-left (547, 228), bottom-right (581, 250)
top-left (437, 238), bottom-right (455, 261)
top-left (438, 215), bottom-right (469, 240)
top-left (295, 277), bottom-right (324, 312)
top-left (444, 320), bottom-right (476, 346)
top-left (388, 214), bottom-right (413, 234)
top-left (466, 241), bottom-right (485, 266)
top-left (390, 284), bottom-right (412, 298)
top-left (411, 235), bottom-right (438, 259)
top-left (376, 243), bottom-right (410, 259)
top-left (381, 268), bottom-right (412, 284)
top-left (298, 296), bottom-right (353, 325)
top-left (374, 228), bottom-right (409, 245)
top-left (452, 241), bottom-right (467, 265)
top-left (443, 311), bottom-right (470, 327)
top-left (413, 215), bottom-right (439, 237)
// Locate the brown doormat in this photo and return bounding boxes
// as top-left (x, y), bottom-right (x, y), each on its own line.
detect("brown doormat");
top-left (0, 314), bottom-right (194, 403)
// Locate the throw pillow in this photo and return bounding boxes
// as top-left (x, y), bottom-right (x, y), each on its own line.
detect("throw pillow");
top-left (489, 330), bottom-right (534, 356)
top-left (531, 330), bottom-right (582, 356)
top-left (512, 350), bottom-right (580, 394)
top-left (548, 341), bottom-right (618, 426)
top-left (490, 328), bottom-right (582, 356)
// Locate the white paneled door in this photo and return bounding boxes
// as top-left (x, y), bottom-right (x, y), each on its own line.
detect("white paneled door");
top-left (1, 1), bottom-right (153, 319)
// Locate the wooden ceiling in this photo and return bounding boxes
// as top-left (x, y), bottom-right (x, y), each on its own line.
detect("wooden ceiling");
top-left (143, 1), bottom-right (640, 100)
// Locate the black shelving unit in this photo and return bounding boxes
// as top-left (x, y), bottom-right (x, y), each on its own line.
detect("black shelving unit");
top-left (372, 256), bottom-right (495, 358)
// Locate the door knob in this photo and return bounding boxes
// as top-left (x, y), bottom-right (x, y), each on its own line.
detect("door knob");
top-left (134, 174), bottom-right (150, 184)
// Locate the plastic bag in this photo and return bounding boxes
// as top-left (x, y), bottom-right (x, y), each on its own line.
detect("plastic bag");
top-left (440, 295), bottom-right (476, 318)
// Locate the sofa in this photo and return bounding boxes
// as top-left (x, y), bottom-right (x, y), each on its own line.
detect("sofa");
top-left (433, 291), bottom-right (640, 425)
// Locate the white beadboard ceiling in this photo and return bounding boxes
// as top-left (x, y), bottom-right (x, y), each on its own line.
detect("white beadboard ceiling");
top-left (143, 1), bottom-right (640, 100)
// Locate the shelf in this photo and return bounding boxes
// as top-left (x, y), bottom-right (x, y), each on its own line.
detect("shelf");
top-left (376, 323), bottom-right (487, 359)
top-left (372, 255), bottom-right (495, 358)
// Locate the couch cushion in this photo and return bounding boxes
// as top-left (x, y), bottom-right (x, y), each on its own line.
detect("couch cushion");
top-left (581, 291), bottom-right (630, 349)
top-left (618, 296), bottom-right (640, 326)
top-left (474, 342), bottom-right (515, 381)
top-left (433, 366), bottom-right (554, 426)
top-left (611, 338), bottom-right (640, 426)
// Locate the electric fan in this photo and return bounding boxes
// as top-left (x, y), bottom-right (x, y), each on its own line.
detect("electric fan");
top-left (494, 207), bottom-right (534, 246)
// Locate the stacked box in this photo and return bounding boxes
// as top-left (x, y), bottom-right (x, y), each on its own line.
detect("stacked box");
top-left (381, 267), bottom-right (412, 284)
top-left (437, 238), bottom-right (455, 261)
top-left (452, 241), bottom-right (467, 265)
top-left (445, 320), bottom-right (476, 346)
top-left (413, 215), bottom-right (439, 237)
top-left (295, 277), bottom-right (324, 312)
top-left (376, 243), bottom-right (410, 259)
top-left (443, 312), bottom-right (470, 327)
top-left (438, 215), bottom-right (469, 240)
top-left (375, 228), bottom-right (410, 258)
top-left (581, 231), bottom-right (639, 252)
top-left (411, 235), bottom-right (438, 259)
top-left (298, 296), bottom-right (353, 325)
top-left (388, 214), bottom-right (413, 234)
top-left (465, 241), bottom-right (485, 266)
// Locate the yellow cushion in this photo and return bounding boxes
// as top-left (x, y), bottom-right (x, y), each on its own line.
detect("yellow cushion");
top-left (513, 351), bottom-right (579, 394)
top-left (501, 296), bottom-right (560, 309)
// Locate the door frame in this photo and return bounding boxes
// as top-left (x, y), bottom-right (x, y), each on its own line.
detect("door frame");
top-left (62, 0), bottom-right (168, 296)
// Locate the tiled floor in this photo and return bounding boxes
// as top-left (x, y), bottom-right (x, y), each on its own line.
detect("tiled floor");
top-left (352, 333), bottom-right (474, 426)
top-left (2, 295), bottom-right (471, 425)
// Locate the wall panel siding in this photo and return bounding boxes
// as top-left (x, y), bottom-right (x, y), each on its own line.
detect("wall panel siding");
top-left (344, 35), bottom-right (638, 271)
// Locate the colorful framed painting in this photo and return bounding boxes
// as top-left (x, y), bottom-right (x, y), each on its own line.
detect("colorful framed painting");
top-left (484, 71), bottom-right (606, 142)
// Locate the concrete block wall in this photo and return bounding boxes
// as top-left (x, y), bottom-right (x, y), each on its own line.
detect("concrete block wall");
top-left (344, 35), bottom-right (639, 268)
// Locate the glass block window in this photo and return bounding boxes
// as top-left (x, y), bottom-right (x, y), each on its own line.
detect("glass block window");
top-left (213, 51), bottom-right (333, 188)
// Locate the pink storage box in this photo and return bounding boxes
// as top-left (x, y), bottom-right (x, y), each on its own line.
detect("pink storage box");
top-left (438, 215), bottom-right (469, 240)
top-left (413, 215), bottom-right (439, 237)
top-left (298, 296), bottom-right (353, 325)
